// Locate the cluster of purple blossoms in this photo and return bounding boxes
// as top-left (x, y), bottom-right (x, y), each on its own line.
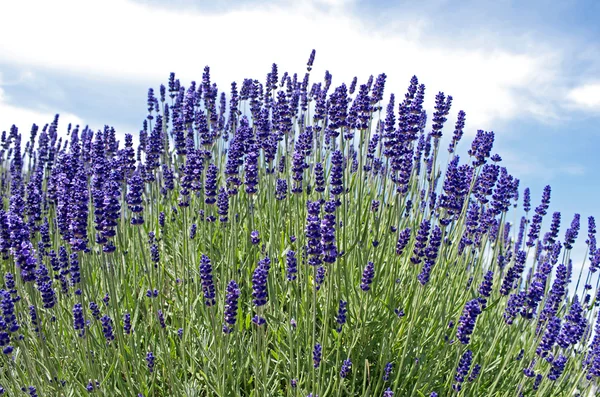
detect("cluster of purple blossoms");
top-left (411, 220), bottom-right (430, 264)
top-left (321, 200), bottom-right (338, 264)
top-left (124, 313), bottom-right (132, 335)
top-left (548, 354), bottom-right (567, 380)
top-left (340, 358), bottom-right (352, 378)
top-left (360, 261), bottom-right (375, 291)
top-left (526, 185), bottom-right (551, 247)
top-left (250, 230), bottom-right (260, 245)
top-left (330, 150), bottom-right (344, 197)
top-left (478, 271), bottom-right (494, 298)
top-left (306, 201), bottom-right (322, 267)
top-left (456, 299), bottom-right (482, 344)
top-left (126, 172), bottom-right (145, 225)
top-left (499, 250), bottom-right (526, 296)
top-left (383, 362), bottom-right (393, 381)
top-left (146, 352), bottom-right (155, 373)
top-left (199, 255), bottom-right (216, 307)
top-left (556, 296), bottom-right (586, 348)
top-left (204, 164), bottom-right (218, 205)
top-left (503, 291), bottom-right (525, 325)
top-left (418, 226), bottom-right (442, 285)
top-left (313, 343), bottom-right (322, 368)
top-left (101, 315), bottom-right (115, 343)
top-left (563, 213), bottom-right (581, 250)
top-left (336, 300), bottom-right (348, 332)
top-left (252, 256), bottom-right (271, 307)
top-left (223, 280), bottom-right (240, 333)
top-left (396, 227), bottom-right (411, 256)
top-left (453, 350), bottom-right (473, 391)
top-left (537, 316), bottom-right (561, 358)
top-left (286, 250), bottom-right (297, 281)
top-left (73, 302), bottom-right (85, 337)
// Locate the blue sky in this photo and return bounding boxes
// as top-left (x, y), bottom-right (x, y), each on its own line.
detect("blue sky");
top-left (0, 0), bottom-right (599, 269)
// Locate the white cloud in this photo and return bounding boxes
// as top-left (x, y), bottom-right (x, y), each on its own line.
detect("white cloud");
top-left (0, 80), bottom-right (84, 134)
top-left (567, 83), bottom-right (600, 111)
top-left (0, 0), bottom-right (560, 131)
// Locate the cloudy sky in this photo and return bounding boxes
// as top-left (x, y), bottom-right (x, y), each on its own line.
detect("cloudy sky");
top-left (0, 0), bottom-right (599, 272)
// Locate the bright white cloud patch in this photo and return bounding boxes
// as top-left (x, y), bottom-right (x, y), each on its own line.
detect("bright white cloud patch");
top-left (567, 83), bottom-right (600, 111)
top-left (0, 0), bottom-right (559, 131)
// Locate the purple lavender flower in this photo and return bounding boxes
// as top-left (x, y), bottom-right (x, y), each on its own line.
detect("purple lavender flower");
top-left (360, 261), bottom-right (375, 291)
top-left (468, 364), bottom-right (481, 382)
top-left (306, 49), bottom-right (316, 71)
top-left (313, 343), bottom-right (322, 368)
top-left (217, 188), bottom-right (229, 222)
top-left (124, 313), bottom-right (132, 335)
top-left (14, 240), bottom-right (37, 283)
top-left (411, 220), bottom-right (430, 264)
top-left (526, 185), bottom-right (551, 247)
top-left (286, 250), bottom-right (297, 281)
top-left (418, 226), bottom-right (442, 285)
top-left (314, 163), bottom-right (325, 193)
top-left (126, 172), bottom-right (144, 225)
top-left (306, 201), bottom-right (323, 267)
top-left (244, 145), bottom-right (259, 195)
top-left (157, 309), bottom-right (166, 329)
top-left (340, 358), bottom-right (352, 378)
top-left (250, 230), bottom-right (260, 245)
top-left (547, 212), bottom-right (561, 245)
top-left (539, 263), bottom-right (569, 324)
top-left (36, 265), bottom-right (56, 309)
top-left (456, 299), bottom-right (482, 344)
top-left (499, 250), bottom-right (526, 295)
top-left (150, 244), bottom-right (159, 264)
top-left (101, 315), bottom-right (114, 343)
top-left (453, 350), bottom-right (473, 391)
top-left (204, 164), bottom-right (218, 205)
top-left (336, 300), bottom-right (348, 332)
top-left (557, 296), bottom-right (585, 348)
top-left (548, 354), bottom-right (567, 380)
top-left (321, 200), bottom-right (338, 264)
top-left (537, 316), bottom-right (561, 358)
top-left (223, 280), bottom-right (240, 333)
top-left (330, 150), bottom-right (344, 197)
top-left (396, 227), bottom-right (411, 256)
top-left (146, 352), bottom-right (155, 373)
top-left (448, 110), bottom-right (466, 153)
top-left (563, 213), bottom-right (581, 250)
top-left (383, 362), bottom-right (393, 381)
top-left (383, 389), bottom-right (394, 397)
top-left (252, 256), bottom-right (270, 307)
top-left (468, 130), bottom-right (494, 167)
top-left (276, 179), bottom-right (287, 201)
top-left (89, 302), bottom-right (100, 320)
top-left (503, 291), bottom-right (525, 325)
top-left (523, 359), bottom-right (536, 377)
top-left (523, 187), bottom-right (531, 212)
top-left (315, 266), bottom-right (326, 290)
top-left (199, 255), bottom-right (216, 306)
top-left (478, 271), bottom-right (494, 298)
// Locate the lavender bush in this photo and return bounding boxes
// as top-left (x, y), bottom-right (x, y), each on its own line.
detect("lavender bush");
top-left (0, 50), bottom-right (597, 396)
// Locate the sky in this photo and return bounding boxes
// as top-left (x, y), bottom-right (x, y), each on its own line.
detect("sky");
top-left (0, 0), bottom-right (599, 278)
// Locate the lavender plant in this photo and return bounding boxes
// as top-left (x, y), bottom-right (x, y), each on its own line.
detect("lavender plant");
top-left (0, 50), bottom-right (597, 396)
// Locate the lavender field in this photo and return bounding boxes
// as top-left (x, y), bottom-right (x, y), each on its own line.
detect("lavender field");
top-left (0, 50), bottom-right (598, 396)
